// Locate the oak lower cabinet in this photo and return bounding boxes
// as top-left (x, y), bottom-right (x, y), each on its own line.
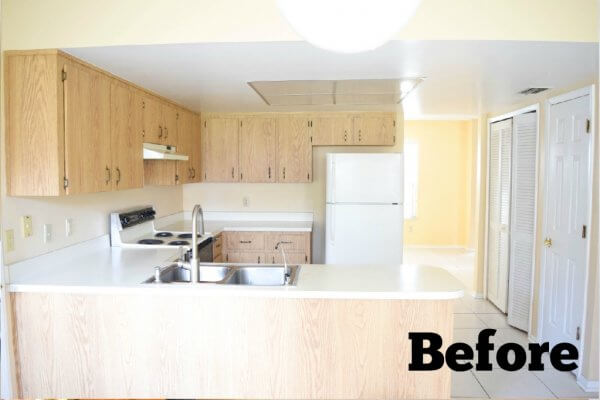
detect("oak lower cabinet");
top-left (222, 231), bottom-right (311, 265)
top-left (239, 117), bottom-right (277, 182)
top-left (202, 118), bottom-right (239, 182)
top-left (212, 233), bottom-right (223, 261)
top-left (276, 116), bottom-right (312, 183)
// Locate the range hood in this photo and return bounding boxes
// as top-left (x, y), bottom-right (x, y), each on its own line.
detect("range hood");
top-left (143, 143), bottom-right (189, 161)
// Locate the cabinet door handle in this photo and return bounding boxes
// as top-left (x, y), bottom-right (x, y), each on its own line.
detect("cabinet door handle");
top-left (283, 167), bottom-right (286, 180)
top-left (164, 126), bottom-right (168, 139)
top-left (344, 131), bottom-right (348, 142)
top-left (240, 240), bottom-right (252, 244)
top-left (358, 130), bottom-right (362, 142)
top-left (142, 129), bottom-right (145, 138)
top-left (192, 168), bottom-right (196, 178)
top-left (105, 166), bottom-right (111, 184)
top-left (231, 167), bottom-right (235, 179)
top-left (158, 125), bottom-right (163, 138)
top-left (116, 167), bottom-right (121, 184)
top-left (188, 168), bottom-right (192, 179)
top-left (258, 256), bottom-right (261, 263)
top-left (268, 166), bottom-right (271, 179)
top-left (278, 241), bottom-right (293, 245)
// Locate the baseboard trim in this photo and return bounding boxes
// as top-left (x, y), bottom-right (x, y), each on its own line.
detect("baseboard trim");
top-left (404, 245), bottom-right (468, 250)
top-left (577, 375), bottom-right (599, 392)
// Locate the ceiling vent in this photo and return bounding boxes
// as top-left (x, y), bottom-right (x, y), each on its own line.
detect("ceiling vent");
top-left (518, 87), bottom-right (551, 95)
top-left (248, 78), bottom-right (423, 106)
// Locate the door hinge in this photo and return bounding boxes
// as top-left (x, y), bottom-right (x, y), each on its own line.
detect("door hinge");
top-left (576, 326), bottom-right (581, 340)
top-left (582, 225), bottom-right (587, 239)
top-left (63, 177), bottom-right (69, 189)
top-left (61, 69), bottom-right (67, 81)
top-left (586, 119), bottom-right (590, 133)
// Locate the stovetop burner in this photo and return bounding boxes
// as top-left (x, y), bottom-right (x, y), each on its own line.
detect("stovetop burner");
top-left (155, 232), bottom-right (174, 238)
top-left (177, 233), bottom-right (201, 239)
top-left (138, 239), bottom-right (164, 245)
top-left (169, 240), bottom-right (190, 246)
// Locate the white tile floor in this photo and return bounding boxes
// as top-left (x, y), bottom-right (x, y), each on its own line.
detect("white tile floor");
top-left (404, 247), bottom-right (599, 399)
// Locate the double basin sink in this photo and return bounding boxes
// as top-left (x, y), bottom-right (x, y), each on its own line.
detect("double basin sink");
top-left (144, 263), bottom-right (300, 286)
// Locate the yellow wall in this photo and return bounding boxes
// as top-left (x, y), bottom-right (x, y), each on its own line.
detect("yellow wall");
top-left (403, 120), bottom-right (475, 247)
top-left (1, 0), bottom-right (596, 50)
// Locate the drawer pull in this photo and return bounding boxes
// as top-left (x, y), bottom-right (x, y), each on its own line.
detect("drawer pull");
top-left (278, 241), bottom-right (293, 245)
top-left (240, 240), bottom-right (252, 244)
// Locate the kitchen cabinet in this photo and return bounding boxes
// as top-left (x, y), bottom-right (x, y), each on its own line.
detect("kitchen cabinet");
top-left (202, 118), bottom-right (239, 182)
top-left (239, 117), bottom-right (277, 182)
top-left (225, 251), bottom-right (266, 264)
top-left (139, 93), bottom-right (162, 143)
top-left (212, 233), bottom-right (223, 261)
top-left (63, 58), bottom-right (112, 195)
top-left (311, 115), bottom-right (353, 145)
top-left (267, 252), bottom-right (309, 264)
top-left (276, 116), bottom-right (312, 183)
top-left (161, 103), bottom-right (178, 144)
top-left (221, 231), bottom-right (311, 265)
top-left (110, 81), bottom-right (144, 191)
top-left (225, 231), bottom-right (265, 251)
top-left (176, 109), bottom-right (194, 184)
top-left (352, 114), bottom-right (396, 145)
top-left (190, 114), bottom-right (203, 183)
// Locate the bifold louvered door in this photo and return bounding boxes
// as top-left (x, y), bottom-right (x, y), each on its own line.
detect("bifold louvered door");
top-left (507, 112), bottom-right (538, 331)
top-left (487, 118), bottom-right (513, 313)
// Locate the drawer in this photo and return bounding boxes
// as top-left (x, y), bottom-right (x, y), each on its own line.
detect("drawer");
top-left (225, 251), bottom-right (266, 264)
top-left (213, 234), bottom-right (223, 257)
top-left (225, 232), bottom-right (265, 251)
top-left (267, 251), bottom-right (309, 264)
top-left (265, 232), bottom-right (310, 252)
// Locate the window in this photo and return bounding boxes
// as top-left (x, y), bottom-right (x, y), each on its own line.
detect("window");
top-left (404, 142), bottom-right (418, 219)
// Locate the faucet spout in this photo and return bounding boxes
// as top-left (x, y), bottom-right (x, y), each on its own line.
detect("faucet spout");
top-left (275, 241), bottom-right (290, 285)
top-left (190, 204), bottom-right (204, 283)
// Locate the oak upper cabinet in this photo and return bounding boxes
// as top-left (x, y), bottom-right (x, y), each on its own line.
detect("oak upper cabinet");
top-left (63, 58), bottom-right (113, 195)
top-left (239, 117), bottom-right (277, 182)
top-left (110, 81), bottom-right (144, 190)
top-left (161, 103), bottom-right (178, 145)
top-left (311, 115), bottom-right (353, 145)
top-left (353, 114), bottom-right (396, 145)
top-left (139, 93), bottom-right (162, 143)
top-left (189, 114), bottom-right (202, 183)
top-left (202, 118), bottom-right (239, 182)
top-left (176, 109), bottom-right (194, 184)
top-left (276, 116), bottom-right (312, 183)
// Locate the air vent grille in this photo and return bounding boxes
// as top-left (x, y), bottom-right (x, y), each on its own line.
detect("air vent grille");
top-left (518, 87), bottom-right (551, 95)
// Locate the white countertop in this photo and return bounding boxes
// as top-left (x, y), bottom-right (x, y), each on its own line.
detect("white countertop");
top-left (7, 235), bottom-right (463, 300)
top-left (155, 211), bottom-right (313, 233)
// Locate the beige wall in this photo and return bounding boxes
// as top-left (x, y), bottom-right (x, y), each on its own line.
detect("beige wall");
top-left (1, 0), bottom-right (596, 50)
top-left (479, 82), bottom-right (599, 382)
top-left (403, 120), bottom-right (475, 247)
top-left (183, 112), bottom-right (403, 264)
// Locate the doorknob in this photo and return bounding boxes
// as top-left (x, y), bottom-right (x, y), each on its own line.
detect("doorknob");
top-left (544, 238), bottom-right (553, 247)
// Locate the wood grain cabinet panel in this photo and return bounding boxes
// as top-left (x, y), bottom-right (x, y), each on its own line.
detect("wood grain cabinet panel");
top-left (311, 115), bottom-right (353, 145)
top-left (265, 232), bottom-right (309, 252)
top-left (176, 109), bottom-right (194, 184)
top-left (225, 251), bottom-right (266, 264)
top-left (202, 118), bottom-right (239, 182)
top-left (139, 93), bottom-right (162, 143)
top-left (63, 58), bottom-right (112, 195)
top-left (161, 103), bottom-right (178, 145)
top-left (190, 114), bottom-right (202, 183)
top-left (239, 117), bottom-right (277, 182)
top-left (276, 116), bottom-right (312, 182)
top-left (110, 81), bottom-right (144, 191)
top-left (224, 231), bottom-right (265, 251)
top-left (267, 251), bottom-right (309, 264)
top-left (353, 115), bottom-right (396, 145)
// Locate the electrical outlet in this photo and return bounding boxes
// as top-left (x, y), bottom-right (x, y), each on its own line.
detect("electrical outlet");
top-left (43, 224), bottom-right (52, 243)
top-left (21, 215), bottom-right (33, 237)
top-left (243, 196), bottom-right (249, 207)
top-left (65, 218), bottom-right (73, 237)
top-left (4, 229), bottom-right (15, 252)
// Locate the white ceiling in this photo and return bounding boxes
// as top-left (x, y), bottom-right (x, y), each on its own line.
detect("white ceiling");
top-left (65, 40), bottom-right (598, 117)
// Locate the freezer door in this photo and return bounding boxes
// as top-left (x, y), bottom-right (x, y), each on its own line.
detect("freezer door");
top-left (327, 153), bottom-right (403, 204)
top-left (325, 204), bottom-right (403, 264)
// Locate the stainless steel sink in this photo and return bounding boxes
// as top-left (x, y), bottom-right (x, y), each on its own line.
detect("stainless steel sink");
top-left (144, 263), bottom-right (300, 286)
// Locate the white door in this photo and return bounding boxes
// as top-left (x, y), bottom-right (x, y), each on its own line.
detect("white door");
top-left (507, 111), bottom-right (538, 331)
top-left (326, 153), bottom-right (403, 204)
top-left (542, 93), bottom-right (592, 355)
top-left (325, 204), bottom-right (403, 264)
top-left (487, 118), bottom-right (512, 312)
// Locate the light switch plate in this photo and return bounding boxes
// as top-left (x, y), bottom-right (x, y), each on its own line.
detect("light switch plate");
top-left (21, 215), bottom-right (33, 237)
top-left (4, 229), bottom-right (15, 252)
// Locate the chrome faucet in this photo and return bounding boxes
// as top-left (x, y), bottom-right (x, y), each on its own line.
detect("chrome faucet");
top-left (182, 204), bottom-right (204, 283)
top-left (275, 241), bottom-right (291, 285)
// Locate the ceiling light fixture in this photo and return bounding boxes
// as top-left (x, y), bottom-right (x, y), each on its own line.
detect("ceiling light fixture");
top-left (277, 0), bottom-right (421, 53)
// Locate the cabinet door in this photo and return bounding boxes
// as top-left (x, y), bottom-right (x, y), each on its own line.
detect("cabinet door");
top-left (267, 252), bottom-right (309, 264)
top-left (161, 103), bottom-right (178, 144)
top-left (276, 116), bottom-right (312, 182)
top-left (202, 118), bottom-right (239, 182)
top-left (140, 93), bottom-right (162, 143)
top-left (312, 116), bottom-right (353, 145)
top-left (63, 60), bottom-right (112, 194)
top-left (239, 117), bottom-right (277, 182)
top-left (190, 114), bottom-right (202, 182)
top-left (110, 81), bottom-right (144, 190)
top-left (225, 252), bottom-right (266, 264)
top-left (265, 232), bottom-right (309, 252)
top-left (353, 115), bottom-right (395, 145)
top-left (143, 160), bottom-right (178, 185)
top-left (176, 109), bottom-right (194, 184)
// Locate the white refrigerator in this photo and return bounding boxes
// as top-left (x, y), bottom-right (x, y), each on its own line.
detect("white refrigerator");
top-left (325, 153), bottom-right (404, 264)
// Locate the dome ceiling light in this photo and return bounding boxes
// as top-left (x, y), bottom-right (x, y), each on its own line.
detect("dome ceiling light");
top-left (277, 0), bottom-right (422, 53)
